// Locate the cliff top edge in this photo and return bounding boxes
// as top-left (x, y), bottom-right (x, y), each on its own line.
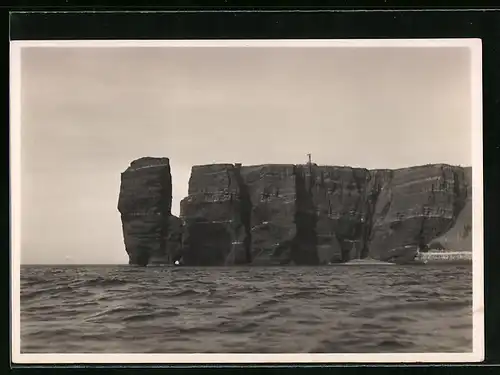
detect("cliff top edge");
top-left (190, 163), bottom-right (472, 171)
top-left (122, 159), bottom-right (471, 173)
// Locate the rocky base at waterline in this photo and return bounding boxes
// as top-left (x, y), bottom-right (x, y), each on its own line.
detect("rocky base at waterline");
top-left (118, 158), bottom-right (472, 266)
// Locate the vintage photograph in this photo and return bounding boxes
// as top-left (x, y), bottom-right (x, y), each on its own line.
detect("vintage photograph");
top-left (10, 39), bottom-right (483, 363)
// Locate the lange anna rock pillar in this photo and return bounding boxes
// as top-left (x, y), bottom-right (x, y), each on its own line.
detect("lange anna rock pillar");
top-left (118, 157), bottom-right (181, 266)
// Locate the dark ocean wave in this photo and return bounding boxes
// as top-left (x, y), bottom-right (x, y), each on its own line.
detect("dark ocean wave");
top-left (20, 264), bottom-right (472, 353)
top-left (71, 276), bottom-right (129, 288)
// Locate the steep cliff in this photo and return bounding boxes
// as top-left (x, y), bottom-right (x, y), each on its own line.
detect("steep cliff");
top-left (368, 164), bottom-right (470, 261)
top-left (178, 162), bottom-right (472, 266)
top-left (118, 157), bottom-right (182, 266)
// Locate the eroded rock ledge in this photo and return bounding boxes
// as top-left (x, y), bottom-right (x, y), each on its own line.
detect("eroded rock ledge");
top-left (118, 158), bottom-right (472, 266)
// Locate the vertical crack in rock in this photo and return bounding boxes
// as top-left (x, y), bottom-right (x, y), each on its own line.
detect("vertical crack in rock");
top-left (158, 165), bottom-right (172, 262)
top-left (233, 164), bottom-right (253, 264)
top-left (291, 165), bottom-right (319, 265)
top-left (452, 168), bottom-right (467, 219)
top-left (417, 204), bottom-right (428, 251)
top-left (361, 170), bottom-right (385, 259)
top-left (349, 169), bottom-right (370, 261)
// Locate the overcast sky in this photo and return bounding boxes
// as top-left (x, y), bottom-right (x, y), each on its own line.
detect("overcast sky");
top-left (18, 45), bottom-right (472, 264)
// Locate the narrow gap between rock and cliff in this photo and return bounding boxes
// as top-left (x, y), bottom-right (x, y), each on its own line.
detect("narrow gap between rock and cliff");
top-left (159, 166), bottom-right (172, 265)
top-left (233, 164), bottom-right (253, 264)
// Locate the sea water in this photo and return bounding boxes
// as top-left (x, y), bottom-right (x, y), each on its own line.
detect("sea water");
top-left (20, 264), bottom-right (472, 353)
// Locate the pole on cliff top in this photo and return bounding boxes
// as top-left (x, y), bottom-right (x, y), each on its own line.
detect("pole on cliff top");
top-left (306, 154), bottom-right (313, 182)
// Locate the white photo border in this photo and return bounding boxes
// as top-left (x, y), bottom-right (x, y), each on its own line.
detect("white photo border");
top-left (10, 38), bottom-right (484, 364)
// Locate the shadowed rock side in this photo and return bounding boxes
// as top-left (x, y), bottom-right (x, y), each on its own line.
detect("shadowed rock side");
top-left (178, 163), bottom-right (471, 265)
top-left (117, 157), bottom-right (182, 266)
top-left (292, 165), bottom-right (319, 265)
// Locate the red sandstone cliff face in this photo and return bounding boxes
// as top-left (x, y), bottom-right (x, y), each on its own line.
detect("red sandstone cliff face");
top-left (119, 159), bottom-right (472, 266)
top-left (117, 157), bottom-right (182, 266)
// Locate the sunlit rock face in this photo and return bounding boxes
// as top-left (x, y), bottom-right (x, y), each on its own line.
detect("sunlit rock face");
top-left (119, 158), bottom-right (472, 266)
top-left (118, 157), bottom-right (182, 266)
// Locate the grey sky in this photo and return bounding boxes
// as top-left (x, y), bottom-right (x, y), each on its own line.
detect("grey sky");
top-left (19, 46), bottom-right (472, 264)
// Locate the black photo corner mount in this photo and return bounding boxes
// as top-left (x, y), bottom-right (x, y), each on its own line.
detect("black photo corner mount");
top-left (7, 6), bottom-right (500, 370)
